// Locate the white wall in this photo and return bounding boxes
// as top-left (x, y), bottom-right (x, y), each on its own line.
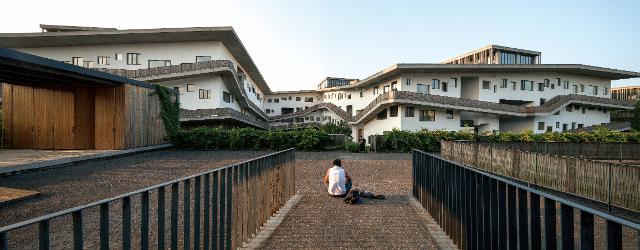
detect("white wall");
top-left (533, 104), bottom-right (610, 132)
top-left (399, 105), bottom-right (463, 131)
top-left (159, 75), bottom-right (241, 111)
top-left (264, 92), bottom-right (322, 116)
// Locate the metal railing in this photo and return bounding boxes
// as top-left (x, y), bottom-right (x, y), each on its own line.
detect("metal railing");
top-left (413, 150), bottom-right (639, 250)
top-left (0, 149), bottom-right (295, 249)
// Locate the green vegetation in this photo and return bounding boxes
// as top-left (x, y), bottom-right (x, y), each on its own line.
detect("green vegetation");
top-left (344, 141), bottom-right (360, 153)
top-left (632, 100), bottom-right (640, 131)
top-left (319, 121), bottom-right (352, 136)
top-left (156, 85), bottom-right (181, 137)
top-left (171, 127), bottom-right (330, 151)
top-left (381, 128), bottom-right (640, 153)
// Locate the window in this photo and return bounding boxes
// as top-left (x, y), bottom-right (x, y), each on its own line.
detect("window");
top-left (551, 84), bottom-right (555, 89)
top-left (268, 99), bottom-right (272, 103)
top-left (451, 78), bottom-right (457, 88)
top-left (266, 109), bottom-right (271, 114)
top-left (580, 84), bottom-right (585, 92)
top-left (556, 78), bottom-right (561, 88)
top-left (566, 105), bottom-right (572, 112)
top-left (187, 84), bottom-right (196, 92)
top-left (603, 87), bottom-right (609, 95)
top-left (544, 79), bottom-right (550, 87)
top-left (432, 79), bottom-right (440, 89)
top-left (405, 78), bottom-right (411, 86)
top-left (564, 81), bottom-right (570, 89)
top-left (389, 105), bottom-right (398, 117)
top-left (493, 85), bottom-right (497, 93)
top-left (556, 122), bottom-right (560, 128)
top-left (347, 94), bottom-right (351, 99)
top-left (442, 82), bottom-right (448, 92)
top-left (376, 109), bottom-right (387, 120)
top-left (288, 96), bottom-right (292, 100)
top-left (274, 99), bottom-right (279, 103)
top-left (359, 91), bottom-right (363, 97)
top-left (391, 81), bottom-right (397, 91)
top-left (383, 85), bottom-right (390, 93)
top-left (296, 97), bottom-right (301, 101)
top-left (82, 61), bottom-right (94, 68)
top-left (572, 122), bottom-right (576, 130)
top-left (592, 86), bottom-right (598, 95)
top-left (538, 122), bottom-right (545, 131)
top-left (196, 56), bottom-right (212, 63)
top-left (573, 85), bottom-right (578, 93)
top-left (223, 91), bottom-right (231, 103)
top-left (72, 57), bottom-right (83, 66)
top-left (199, 89), bottom-right (211, 99)
top-left (540, 98), bottom-right (546, 105)
top-left (520, 80), bottom-right (533, 91)
top-left (305, 97), bottom-right (313, 102)
top-left (500, 79), bottom-right (508, 88)
top-left (446, 109), bottom-right (453, 119)
top-left (482, 80), bottom-right (491, 89)
top-left (582, 107), bottom-right (586, 114)
top-left (419, 110), bottom-right (436, 121)
top-left (373, 86), bottom-right (379, 95)
top-left (97, 56), bottom-right (110, 65)
top-left (538, 83), bottom-right (544, 91)
top-left (578, 124), bottom-right (584, 128)
top-left (512, 81), bottom-right (517, 90)
top-left (127, 53), bottom-right (140, 65)
top-left (281, 97), bottom-right (287, 101)
top-left (417, 84), bottom-right (428, 94)
top-left (115, 54), bottom-right (123, 61)
top-left (405, 107), bottom-right (415, 117)
top-left (562, 124), bottom-right (568, 131)
top-left (148, 60), bottom-right (170, 68)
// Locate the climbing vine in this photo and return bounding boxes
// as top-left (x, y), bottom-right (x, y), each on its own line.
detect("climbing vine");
top-left (155, 85), bottom-right (181, 137)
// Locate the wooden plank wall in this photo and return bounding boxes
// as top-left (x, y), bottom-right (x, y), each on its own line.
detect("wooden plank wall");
top-left (2, 83), bottom-right (166, 150)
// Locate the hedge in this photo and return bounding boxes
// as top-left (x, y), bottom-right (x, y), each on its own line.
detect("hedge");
top-left (381, 127), bottom-right (640, 153)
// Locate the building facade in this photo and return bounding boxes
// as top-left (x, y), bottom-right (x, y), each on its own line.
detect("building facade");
top-left (1, 25), bottom-right (638, 140)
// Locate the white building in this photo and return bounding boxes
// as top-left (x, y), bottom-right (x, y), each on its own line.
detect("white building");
top-left (1, 26), bottom-right (638, 139)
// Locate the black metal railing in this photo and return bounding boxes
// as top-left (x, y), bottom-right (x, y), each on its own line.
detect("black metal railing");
top-left (412, 150), bottom-right (639, 250)
top-left (0, 149), bottom-right (295, 249)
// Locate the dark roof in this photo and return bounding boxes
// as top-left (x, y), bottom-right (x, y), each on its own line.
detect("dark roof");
top-left (0, 47), bottom-right (156, 89)
top-left (0, 26), bottom-right (271, 94)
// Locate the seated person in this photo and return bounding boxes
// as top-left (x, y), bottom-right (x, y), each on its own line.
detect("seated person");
top-left (323, 159), bottom-right (352, 196)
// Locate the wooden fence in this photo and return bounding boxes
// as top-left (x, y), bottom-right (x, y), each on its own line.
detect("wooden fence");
top-left (441, 141), bottom-right (640, 211)
top-left (460, 141), bottom-right (640, 160)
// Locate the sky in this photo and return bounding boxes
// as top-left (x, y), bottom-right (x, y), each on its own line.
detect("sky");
top-left (1, 0), bottom-right (639, 91)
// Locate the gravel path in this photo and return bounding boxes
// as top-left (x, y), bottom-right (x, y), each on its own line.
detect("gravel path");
top-left (261, 152), bottom-right (438, 249)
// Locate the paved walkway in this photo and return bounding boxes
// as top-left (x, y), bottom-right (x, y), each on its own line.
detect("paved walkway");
top-left (259, 154), bottom-right (442, 249)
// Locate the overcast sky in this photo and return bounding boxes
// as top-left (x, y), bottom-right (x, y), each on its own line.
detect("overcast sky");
top-left (2, 0), bottom-right (639, 90)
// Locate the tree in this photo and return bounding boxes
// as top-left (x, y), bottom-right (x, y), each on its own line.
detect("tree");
top-left (632, 100), bottom-right (640, 131)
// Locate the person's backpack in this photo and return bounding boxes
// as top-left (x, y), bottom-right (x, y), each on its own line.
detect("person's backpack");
top-left (344, 189), bottom-right (361, 204)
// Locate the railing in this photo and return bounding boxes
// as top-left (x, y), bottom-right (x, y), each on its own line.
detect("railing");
top-left (95, 60), bottom-right (235, 79)
top-left (413, 150), bottom-right (640, 250)
top-left (441, 141), bottom-right (640, 211)
top-left (181, 108), bottom-right (269, 128)
top-left (458, 141), bottom-right (640, 160)
top-left (0, 149), bottom-right (295, 249)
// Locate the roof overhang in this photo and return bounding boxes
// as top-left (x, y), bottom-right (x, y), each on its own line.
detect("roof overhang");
top-left (0, 26), bottom-right (271, 93)
top-left (340, 64), bottom-right (640, 90)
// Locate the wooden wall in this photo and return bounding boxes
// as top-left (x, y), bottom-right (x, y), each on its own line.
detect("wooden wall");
top-left (2, 83), bottom-right (167, 150)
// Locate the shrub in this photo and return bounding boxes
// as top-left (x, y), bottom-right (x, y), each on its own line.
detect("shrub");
top-left (320, 121), bottom-right (352, 136)
top-left (633, 101), bottom-right (640, 131)
top-left (344, 141), bottom-right (360, 153)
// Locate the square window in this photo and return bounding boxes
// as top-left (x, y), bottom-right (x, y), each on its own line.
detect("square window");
top-left (187, 84), bottom-right (196, 92)
top-left (72, 57), bottom-right (83, 66)
top-left (389, 105), bottom-right (398, 117)
top-left (405, 107), bottom-right (415, 117)
top-left (538, 122), bottom-right (545, 130)
top-left (268, 99), bottom-right (272, 103)
top-left (483, 80), bottom-right (491, 89)
top-left (97, 56), bottom-right (110, 65)
top-left (296, 97), bottom-right (301, 101)
top-left (446, 110), bottom-right (453, 119)
top-left (376, 109), bottom-right (388, 120)
top-left (419, 110), bottom-right (436, 121)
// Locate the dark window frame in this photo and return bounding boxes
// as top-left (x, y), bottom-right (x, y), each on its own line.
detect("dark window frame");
top-left (127, 53), bottom-right (141, 65)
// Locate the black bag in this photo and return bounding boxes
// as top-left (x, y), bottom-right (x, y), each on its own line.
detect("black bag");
top-left (344, 189), bottom-right (361, 204)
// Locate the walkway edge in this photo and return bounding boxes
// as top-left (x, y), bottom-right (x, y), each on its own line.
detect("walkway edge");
top-left (0, 144), bottom-right (173, 175)
top-left (408, 195), bottom-right (459, 250)
top-left (240, 194), bottom-right (303, 249)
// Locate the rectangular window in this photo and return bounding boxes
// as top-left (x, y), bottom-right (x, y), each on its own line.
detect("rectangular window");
top-left (274, 99), bottom-right (279, 103)
top-left (551, 84), bottom-right (555, 89)
top-left (268, 99), bottom-right (272, 103)
top-left (442, 82), bottom-right (448, 92)
top-left (432, 79), bottom-right (440, 89)
top-left (347, 94), bottom-right (351, 99)
top-left (538, 83), bottom-right (544, 91)
top-left (376, 109), bottom-right (388, 120)
top-left (573, 85), bottom-right (578, 93)
top-left (493, 85), bottom-right (497, 93)
top-left (592, 86), bottom-right (598, 95)
top-left (391, 81), bottom-right (397, 91)
top-left (82, 61), bottom-right (94, 68)
top-left (603, 87), bottom-right (608, 95)
top-left (556, 122), bottom-right (560, 128)
top-left (266, 109), bottom-right (271, 114)
top-left (582, 107), bottom-right (586, 114)
top-left (406, 78), bottom-right (411, 86)
top-left (389, 105), bottom-right (398, 117)
top-left (566, 105), bottom-right (572, 112)
top-left (72, 57), bottom-right (83, 66)
top-left (305, 97), bottom-right (314, 102)
top-left (500, 79), bottom-right (508, 88)
top-left (572, 122), bottom-right (576, 130)
top-left (383, 85), bottom-right (390, 93)
top-left (564, 81), bottom-right (569, 89)
top-left (451, 78), bottom-right (457, 88)
top-left (419, 110), bottom-right (436, 121)
top-left (196, 56), bottom-right (212, 63)
top-left (127, 53), bottom-right (140, 65)
top-left (482, 80), bottom-right (491, 90)
top-left (580, 84), bottom-right (585, 92)
top-left (223, 91), bottom-right (231, 103)
top-left (281, 97), bottom-right (287, 101)
top-left (544, 79), bottom-right (550, 87)
top-left (148, 60), bottom-right (170, 68)
top-left (562, 124), bottom-right (568, 131)
top-left (512, 81), bottom-right (516, 90)
top-left (296, 97), bottom-right (301, 101)
top-left (578, 124), bottom-right (584, 128)
top-left (556, 78), bottom-right (561, 87)
top-left (417, 84), bottom-right (428, 94)
top-left (97, 56), bottom-right (110, 65)
top-left (199, 89), bottom-right (210, 99)
top-left (540, 98), bottom-right (546, 105)
top-left (373, 86), bottom-right (379, 95)
top-left (446, 109), bottom-right (453, 119)
top-left (538, 122), bottom-right (545, 131)
top-left (187, 84), bottom-right (196, 92)
top-left (405, 107), bottom-right (415, 117)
